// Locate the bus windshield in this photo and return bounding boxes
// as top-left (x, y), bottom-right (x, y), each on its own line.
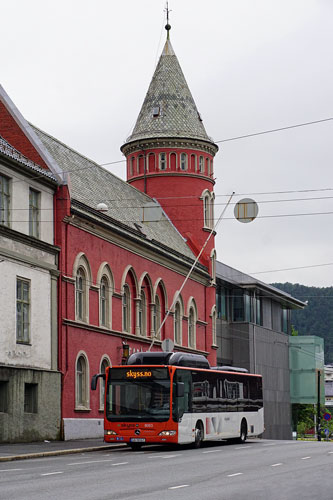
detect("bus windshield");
top-left (106, 367), bottom-right (171, 422)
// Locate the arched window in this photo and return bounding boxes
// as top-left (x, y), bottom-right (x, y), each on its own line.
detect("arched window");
top-left (170, 152), bottom-right (177, 170)
top-left (100, 357), bottom-right (110, 409)
top-left (191, 154), bottom-right (196, 171)
top-left (73, 253), bottom-right (91, 323)
top-left (206, 158), bottom-right (209, 175)
top-left (210, 249), bottom-right (216, 284)
top-left (180, 153), bottom-right (187, 171)
top-left (139, 290), bottom-right (147, 336)
top-left (202, 190), bottom-right (214, 230)
top-left (204, 194), bottom-right (210, 228)
top-left (188, 306), bottom-right (196, 348)
top-left (210, 159), bottom-right (213, 177)
top-left (76, 353), bottom-right (89, 409)
top-left (199, 156), bottom-right (204, 173)
top-left (159, 152), bottom-right (166, 170)
top-left (130, 156), bottom-right (135, 176)
top-left (211, 307), bottom-right (217, 346)
top-left (174, 302), bottom-right (182, 345)
top-left (76, 267), bottom-right (86, 322)
top-left (123, 284), bottom-right (131, 333)
top-left (153, 295), bottom-right (161, 339)
top-left (210, 194), bottom-right (215, 229)
top-left (100, 276), bottom-right (109, 327)
top-left (138, 155), bottom-right (144, 174)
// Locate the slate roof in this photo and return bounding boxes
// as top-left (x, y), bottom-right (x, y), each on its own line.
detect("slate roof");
top-left (31, 125), bottom-right (196, 261)
top-left (125, 39), bottom-right (214, 145)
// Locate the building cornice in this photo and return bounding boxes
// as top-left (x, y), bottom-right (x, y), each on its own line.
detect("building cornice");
top-left (0, 224), bottom-right (60, 256)
top-left (121, 136), bottom-right (218, 157)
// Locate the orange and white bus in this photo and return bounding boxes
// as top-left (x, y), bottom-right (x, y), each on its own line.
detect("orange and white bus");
top-left (91, 352), bottom-right (264, 450)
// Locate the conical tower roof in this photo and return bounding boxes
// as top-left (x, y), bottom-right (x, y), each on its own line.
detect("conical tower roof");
top-left (125, 38), bottom-right (213, 145)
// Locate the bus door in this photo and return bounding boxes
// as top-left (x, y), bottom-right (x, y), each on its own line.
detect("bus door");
top-left (173, 369), bottom-right (192, 444)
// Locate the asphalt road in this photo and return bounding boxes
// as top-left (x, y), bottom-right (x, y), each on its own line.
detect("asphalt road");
top-left (0, 439), bottom-right (332, 500)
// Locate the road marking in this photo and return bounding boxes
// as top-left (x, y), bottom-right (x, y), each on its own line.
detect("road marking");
top-left (0, 469), bottom-right (22, 472)
top-left (263, 443), bottom-right (276, 446)
top-left (202, 449), bottom-right (222, 454)
top-left (68, 459), bottom-right (115, 465)
top-left (301, 457), bottom-right (311, 460)
top-left (228, 472), bottom-right (243, 477)
top-left (168, 485), bottom-right (189, 490)
top-left (41, 472), bottom-right (64, 476)
top-left (147, 454), bottom-right (165, 458)
top-left (271, 463), bottom-right (282, 467)
top-left (235, 446), bottom-right (252, 450)
top-left (112, 462), bottom-right (128, 466)
top-left (328, 451), bottom-right (333, 454)
top-left (162, 455), bottom-right (180, 459)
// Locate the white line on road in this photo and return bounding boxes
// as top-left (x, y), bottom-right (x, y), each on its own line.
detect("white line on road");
top-left (263, 443), bottom-right (276, 446)
top-left (202, 449), bottom-right (222, 454)
top-left (271, 463), bottom-right (282, 467)
top-left (162, 455), bottom-right (180, 459)
top-left (235, 446), bottom-right (252, 450)
top-left (328, 451), bottom-right (333, 454)
top-left (112, 462), bottom-right (128, 466)
top-left (41, 472), bottom-right (64, 476)
top-left (168, 485), bottom-right (189, 490)
top-left (301, 457), bottom-right (311, 460)
top-left (0, 469), bottom-right (22, 472)
top-left (68, 459), bottom-right (115, 466)
top-left (228, 472), bottom-right (243, 477)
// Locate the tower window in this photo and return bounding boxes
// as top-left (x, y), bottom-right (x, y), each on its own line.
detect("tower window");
top-left (199, 156), bottom-right (204, 173)
top-left (159, 152), bottom-right (166, 170)
top-left (180, 153), bottom-right (187, 171)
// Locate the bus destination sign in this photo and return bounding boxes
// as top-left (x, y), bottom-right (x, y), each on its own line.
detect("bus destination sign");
top-left (126, 369), bottom-right (152, 379)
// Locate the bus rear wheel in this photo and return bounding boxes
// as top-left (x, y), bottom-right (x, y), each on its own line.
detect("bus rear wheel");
top-left (237, 420), bottom-right (247, 444)
top-left (194, 422), bottom-right (204, 449)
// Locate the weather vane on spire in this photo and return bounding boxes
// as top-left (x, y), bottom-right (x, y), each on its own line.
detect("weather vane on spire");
top-left (165, 1), bottom-right (171, 39)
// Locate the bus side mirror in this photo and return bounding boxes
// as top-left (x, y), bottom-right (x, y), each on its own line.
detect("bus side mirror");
top-left (176, 382), bottom-right (185, 398)
top-left (91, 373), bottom-right (105, 391)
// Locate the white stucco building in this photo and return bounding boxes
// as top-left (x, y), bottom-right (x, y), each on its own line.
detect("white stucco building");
top-left (0, 96), bottom-right (62, 441)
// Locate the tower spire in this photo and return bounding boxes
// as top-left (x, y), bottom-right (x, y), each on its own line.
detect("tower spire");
top-left (165, 1), bottom-right (171, 40)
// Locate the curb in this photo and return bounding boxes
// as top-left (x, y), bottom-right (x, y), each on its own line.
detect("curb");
top-left (0, 444), bottom-right (126, 463)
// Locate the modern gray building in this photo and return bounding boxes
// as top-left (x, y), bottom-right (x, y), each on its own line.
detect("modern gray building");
top-left (216, 261), bottom-right (305, 439)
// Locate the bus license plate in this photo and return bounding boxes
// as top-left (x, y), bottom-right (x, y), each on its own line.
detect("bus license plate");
top-left (130, 438), bottom-right (145, 442)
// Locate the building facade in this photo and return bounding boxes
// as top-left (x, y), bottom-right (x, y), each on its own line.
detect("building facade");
top-left (0, 87), bottom-right (62, 442)
top-left (0, 30), bottom-right (218, 440)
top-left (216, 261), bottom-right (305, 439)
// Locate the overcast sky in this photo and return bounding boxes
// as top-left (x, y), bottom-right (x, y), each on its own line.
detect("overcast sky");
top-left (2, 0), bottom-right (333, 288)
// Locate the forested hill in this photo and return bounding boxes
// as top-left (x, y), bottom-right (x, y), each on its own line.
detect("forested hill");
top-left (271, 283), bottom-right (333, 364)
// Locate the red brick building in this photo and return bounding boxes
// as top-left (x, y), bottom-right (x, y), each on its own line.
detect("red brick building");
top-left (0, 32), bottom-right (219, 439)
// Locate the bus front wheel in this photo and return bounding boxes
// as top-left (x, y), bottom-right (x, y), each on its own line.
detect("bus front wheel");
top-left (129, 443), bottom-right (142, 451)
top-left (194, 421), bottom-right (204, 448)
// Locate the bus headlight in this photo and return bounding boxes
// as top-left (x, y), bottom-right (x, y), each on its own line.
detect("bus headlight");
top-left (158, 430), bottom-right (176, 436)
top-left (105, 430), bottom-right (117, 436)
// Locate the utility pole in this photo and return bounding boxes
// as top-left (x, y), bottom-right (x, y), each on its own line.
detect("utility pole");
top-left (317, 369), bottom-right (321, 441)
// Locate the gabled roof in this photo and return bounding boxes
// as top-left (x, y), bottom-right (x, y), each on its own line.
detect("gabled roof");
top-left (32, 125), bottom-right (197, 261)
top-left (124, 39), bottom-right (215, 146)
top-left (0, 85), bottom-right (66, 184)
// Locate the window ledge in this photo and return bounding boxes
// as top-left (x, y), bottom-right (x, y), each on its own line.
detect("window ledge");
top-left (211, 344), bottom-right (218, 350)
top-left (74, 407), bottom-right (91, 412)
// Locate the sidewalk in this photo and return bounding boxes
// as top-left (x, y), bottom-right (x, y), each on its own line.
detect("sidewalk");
top-left (0, 438), bottom-right (126, 463)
